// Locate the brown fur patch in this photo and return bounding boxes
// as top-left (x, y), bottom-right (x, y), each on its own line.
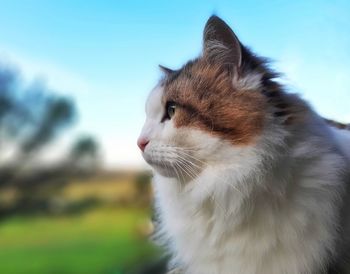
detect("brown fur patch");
top-left (162, 59), bottom-right (267, 145)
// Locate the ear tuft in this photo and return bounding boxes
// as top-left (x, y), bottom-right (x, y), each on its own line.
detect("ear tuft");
top-left (159, 65), bottom-right (175, 75)
top-left (203, 15), bottom-right (242, 68)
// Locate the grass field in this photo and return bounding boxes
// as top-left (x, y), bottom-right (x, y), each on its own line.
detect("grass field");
top-left (0, 207), bottom-right (158, 274)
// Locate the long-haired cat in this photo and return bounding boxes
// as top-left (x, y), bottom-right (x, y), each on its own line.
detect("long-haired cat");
top-left (137, 16), bottom-right (350, 274)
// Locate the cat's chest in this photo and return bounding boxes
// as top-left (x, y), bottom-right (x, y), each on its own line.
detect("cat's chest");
top-left (159, 194), bottom-right (265, 272)
top-left (158, 191), bottom-right (326, 274)
top-left (165, 207), bottom-right (278, 274)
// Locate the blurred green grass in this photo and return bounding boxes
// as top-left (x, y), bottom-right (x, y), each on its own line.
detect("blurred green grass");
top-left (0, 206), bottom-right (158, 274)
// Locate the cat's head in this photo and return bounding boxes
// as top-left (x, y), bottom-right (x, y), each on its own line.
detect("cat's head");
top-left (138, 16), bottom-right (289, 181)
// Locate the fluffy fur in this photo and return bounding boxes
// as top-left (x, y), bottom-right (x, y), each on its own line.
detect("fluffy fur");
top-left (138, 16), bottom-right (350, 274)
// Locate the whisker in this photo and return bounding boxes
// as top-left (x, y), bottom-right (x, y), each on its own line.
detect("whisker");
top-left (174, 162), bottom-right (185, 185)
top-left (176, 159), bottom-right (197, 182)
top-left (175, 154), bottom-right (202, 171)
top-left (180, 153), bottom-right (245, 199)
top-left (174, 149), bottom-right (207, 166)
top-left (174, 157), bottom-right (230, 218)
top-left (167, 145), bottom-right (204, 152)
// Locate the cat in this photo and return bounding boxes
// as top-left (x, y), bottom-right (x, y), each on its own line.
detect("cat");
top-left (137, 15), bottom-right (350, 274)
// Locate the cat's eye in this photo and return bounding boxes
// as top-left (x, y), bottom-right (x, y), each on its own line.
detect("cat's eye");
top-left (165, 102), bottom-right (176, 120)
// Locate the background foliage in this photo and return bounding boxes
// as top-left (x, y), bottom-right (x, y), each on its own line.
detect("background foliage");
top-left (0, 64), bottom-right (162, 274)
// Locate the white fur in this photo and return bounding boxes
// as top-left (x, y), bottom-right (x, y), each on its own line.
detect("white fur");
top-left (233, 71), bottom-right (262, 91)
top-left (139, 86), bottom-right (350, 274)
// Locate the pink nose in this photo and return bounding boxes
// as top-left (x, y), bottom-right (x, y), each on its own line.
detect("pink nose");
top-left (137, 138), bottom-right (149, 152)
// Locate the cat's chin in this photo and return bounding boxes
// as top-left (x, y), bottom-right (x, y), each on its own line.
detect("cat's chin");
top-left (153, 166), bottom-right (178, 178)
top-left (143, 155), bottom-right (202, 181)
top-left (149, 163), bottom-right (182, 179)
top-left (152, 163), bottom-right (201, 182)
top-left (143, 158), bottom-right (178, 178)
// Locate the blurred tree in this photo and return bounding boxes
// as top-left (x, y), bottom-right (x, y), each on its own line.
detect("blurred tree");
top-left (69, 135), bottom-right (100, 172)
top-left (0, 64), bottom-right (76, 163)
top-left (22, 96), bottom-right (75, 153)
top-left (0, 62), bottom-right (99, 219)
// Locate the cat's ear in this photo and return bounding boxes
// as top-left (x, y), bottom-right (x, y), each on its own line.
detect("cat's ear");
top-left (203, 15), bottom-right (242, 68)
top-left (159, 65), bottom-right (175, 75)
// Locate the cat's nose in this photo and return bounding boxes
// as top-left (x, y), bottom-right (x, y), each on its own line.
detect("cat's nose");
top-left (137, 137), bottom-right (149, 152)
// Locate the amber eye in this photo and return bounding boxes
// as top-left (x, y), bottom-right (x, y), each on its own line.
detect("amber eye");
top-left (166, 102), bottom-right (176, 119)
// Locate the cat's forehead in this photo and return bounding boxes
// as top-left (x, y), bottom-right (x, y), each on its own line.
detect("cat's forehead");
top-left (162, 59), bottom-right (230, 102)
top-left (164, 59), bottom-right (218, 85)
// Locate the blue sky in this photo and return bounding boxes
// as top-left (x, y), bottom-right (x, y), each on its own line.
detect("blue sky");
top-left (0, 0), bottom-right (349, 168)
